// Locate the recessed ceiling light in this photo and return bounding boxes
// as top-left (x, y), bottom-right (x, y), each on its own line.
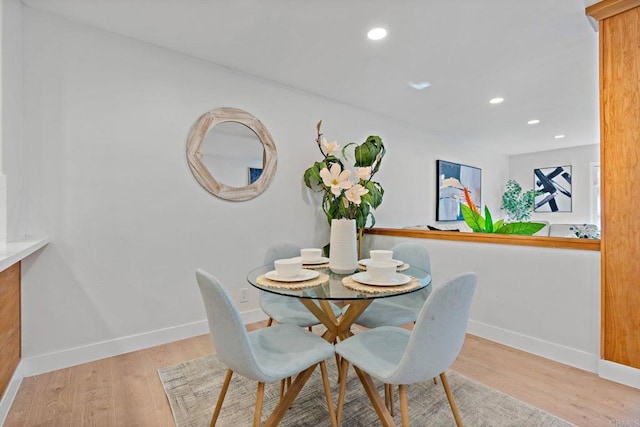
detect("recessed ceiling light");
top-left (554, 134), bottom-right (566, 139)
top-left (528, 119), bottom-right (540, 125)
top-left (489, 97), bottom-right (504, 104)
top-left (409, 81), bottom-right (432, 90)
top-left (367, 27), bottom-right (387, 40)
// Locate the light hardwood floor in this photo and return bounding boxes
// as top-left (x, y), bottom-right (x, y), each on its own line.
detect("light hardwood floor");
top-left (5, 322), bottom-right (640, 426)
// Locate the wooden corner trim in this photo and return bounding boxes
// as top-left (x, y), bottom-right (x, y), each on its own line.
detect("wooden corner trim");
top-left (586, 0), bottom-right (640, 21)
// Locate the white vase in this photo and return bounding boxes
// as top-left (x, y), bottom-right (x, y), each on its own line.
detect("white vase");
top-left (329, 218), bottom-right (358, 274)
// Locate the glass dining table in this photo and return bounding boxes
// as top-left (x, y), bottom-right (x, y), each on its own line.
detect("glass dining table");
top-left (247, 263), bottom-right (431, 342)
top-left (246, 263), bottom-right (432, 427)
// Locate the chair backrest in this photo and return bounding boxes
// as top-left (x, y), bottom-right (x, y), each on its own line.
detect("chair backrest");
top-left (260, 243), bottom-right (303, 305)
top-left (386, 243), bottom-right (431, 308)
top-left (387, 272), bottom-right (477, 385)
top-left (263, 242), bottom-right (303, 267)
top-left (196, 269), bottom-right (264, 381)
top-left (391, 242), bottom-right (431, 273)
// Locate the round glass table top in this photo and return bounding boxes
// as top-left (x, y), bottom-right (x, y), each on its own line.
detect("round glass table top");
top-left (247, 264), bottom-right (432, 301)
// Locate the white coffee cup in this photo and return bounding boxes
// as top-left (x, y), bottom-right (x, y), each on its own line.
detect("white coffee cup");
top-left (274, 257), bottom-right (303, 278)
top-left (367, 261), bottom-right (397, 282)
top-left (301, 248), bottom-right (322, 262)
top-left (370, 249), bottom-right (393, 262)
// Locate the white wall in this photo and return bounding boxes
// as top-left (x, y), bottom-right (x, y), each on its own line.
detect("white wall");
top-left (0, 0), bottom-right (5, 242)
top-left (364, 234), bottom-right (601, 372)
top-left (2, 0), bottom-right (23, 242)
top-left (508, 144), bottom-right (599, 224)
top-left (18, 8), bottom-right (509, 370)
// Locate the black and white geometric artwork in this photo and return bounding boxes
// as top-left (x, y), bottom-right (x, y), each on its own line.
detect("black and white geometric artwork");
top-left (534, 165), bottom-right (572, 212)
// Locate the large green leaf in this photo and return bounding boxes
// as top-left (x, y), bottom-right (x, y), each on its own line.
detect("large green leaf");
top-left (494, 222), bottom-right (546, 235)
top-left (303, 161), bottom-right (327, 189)
top-left (354, 136), bottom-right (384, 167)
top-left (354, 143), bottom-right (373, 167)
top-left (484, 206), bottom-right (494, 233)
top-left (364, 181), bottom-right (384, 208)
top-left (461, 204), bottom-right (485, 232)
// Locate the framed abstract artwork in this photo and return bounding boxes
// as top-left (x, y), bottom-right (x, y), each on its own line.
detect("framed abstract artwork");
top-left (436, 160), bottom-right (482, 221)
top-left (534, 165), bottom-right (572, 212)
top-left (248, 167), bottom-right (263, 184)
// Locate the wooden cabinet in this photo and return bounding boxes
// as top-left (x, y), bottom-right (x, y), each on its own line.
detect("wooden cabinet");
top-left (0, 262), bottom-right (21, 399)
top-left (587, 0), bottom-right (640, 369)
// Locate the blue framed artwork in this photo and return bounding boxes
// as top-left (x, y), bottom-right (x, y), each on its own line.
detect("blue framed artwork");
top-left (436, 160), bottom-right (482, 221)
top-left (534, 165), bottom-right (572, 212)
top-left (248, 167), bottom-right (262, 184)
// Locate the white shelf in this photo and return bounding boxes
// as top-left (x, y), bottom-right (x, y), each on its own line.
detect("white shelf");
top-left (0, 238), bottom-right (50, 272)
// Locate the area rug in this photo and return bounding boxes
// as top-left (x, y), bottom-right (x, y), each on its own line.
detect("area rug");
top-left (158, 354), bottom-right (574, 427)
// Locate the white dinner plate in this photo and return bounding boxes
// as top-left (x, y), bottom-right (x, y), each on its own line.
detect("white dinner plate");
top-left (351, 272), bottom-right (411, 287)
top-left (358, 258), bottom-right (404, 267)
top-left (302, 256), bottom-right (330, 265)
top-left (265, 269), bottom-right (320, 282)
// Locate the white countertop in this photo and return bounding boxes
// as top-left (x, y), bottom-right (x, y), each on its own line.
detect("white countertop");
top-left (0, 238), bottom-right (50, 272)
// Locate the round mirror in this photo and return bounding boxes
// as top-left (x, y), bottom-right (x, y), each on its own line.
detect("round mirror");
top-left (186, 107), bottom-right (277, 201)
top-left (201, 122), bottom-right (264, 188)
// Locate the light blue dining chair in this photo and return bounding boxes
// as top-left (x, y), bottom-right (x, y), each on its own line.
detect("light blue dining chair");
top-left (260, 242), bottom-right (341, 328)
top-left (335, 272), bottom-right (477, 427)
top-left (196, 269), bottom-right (337, 427)
top-left (349, 242), bottom-right (432, 328)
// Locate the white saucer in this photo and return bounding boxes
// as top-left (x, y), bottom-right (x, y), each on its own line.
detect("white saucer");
top-left (351, 272), bottom-right (411, 287)
top-left (265, 269), bottom-right (320, 282)
top-left (358, 258), bottom-right (404, 267)
top-left (302, 256), bottom-right (329, 265)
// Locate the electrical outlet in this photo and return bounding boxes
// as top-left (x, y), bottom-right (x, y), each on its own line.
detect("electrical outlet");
top-left (240, 288), bottom-right (248, 303)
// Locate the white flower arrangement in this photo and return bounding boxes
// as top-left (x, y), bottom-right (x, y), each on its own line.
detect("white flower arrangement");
top-left (303, 121), bottom-right (385, 229)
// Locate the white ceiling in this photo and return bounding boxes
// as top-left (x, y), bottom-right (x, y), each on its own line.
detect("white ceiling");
top-left (21, 0), bottom-right (600, 155)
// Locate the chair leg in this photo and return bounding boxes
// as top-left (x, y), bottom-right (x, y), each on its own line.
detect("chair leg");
top-left (433, 377), bottom-right (438, 385)
top-left (398, 384), bottom-right (409, 427)
top-left (384, 384), bottom-right (390, 411)
top-left (335, 353), bottom-right (341, 384)
top-left (210, 369), bottom-right (233, 427)
top-left (267, 317), bottom-right (273, 327)
top-left (390, 384), bottom-right (395, 416)
top-left (384, 384), bottom-right (395, 416)
top-left (440, 372), bottom-right (463, 427)
top-left (279, 378), bottom-right (286, 401)
top-left (319, 361), bottom-right (338, 427)
top-left (254, 382), bottom-right (265, 427)
top-left (337, 358), bottom-right (350, 426)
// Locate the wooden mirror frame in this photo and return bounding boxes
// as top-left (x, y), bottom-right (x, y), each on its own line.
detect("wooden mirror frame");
top-left (186, 107), bottom-right (277, 201)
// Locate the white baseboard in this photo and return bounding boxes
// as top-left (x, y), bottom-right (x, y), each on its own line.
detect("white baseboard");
top-left (20, 308), bottom-right (268, 377)
top-left (242, 307), bottom-right (270, 325)
top-left (467, 319), bottom-right (599, 373)
top-left (598, 359), bottom-right (640, 389)
top-left (0, 361), bottom-right (24, 426)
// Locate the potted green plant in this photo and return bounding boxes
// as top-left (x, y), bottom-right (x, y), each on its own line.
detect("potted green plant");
top-left (501, 179), bottom-right (541, 222)
top-left (461, 188), bottom-right (545, 235)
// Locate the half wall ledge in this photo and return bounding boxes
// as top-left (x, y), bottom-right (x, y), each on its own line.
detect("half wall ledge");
top-left (365, 228), bottom-right (600, 251)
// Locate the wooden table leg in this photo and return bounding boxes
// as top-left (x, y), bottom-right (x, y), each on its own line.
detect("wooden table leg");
top-left (298, 299), bottom-right (339, 342)
top-left (298, 299), bottom-right (373, 343)
top-left (336, 300), bottom-right (373, 340)
top-left (297, 298), bottom-right (391, 425)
